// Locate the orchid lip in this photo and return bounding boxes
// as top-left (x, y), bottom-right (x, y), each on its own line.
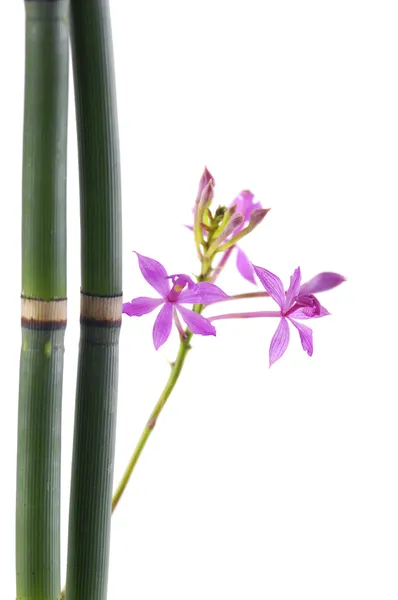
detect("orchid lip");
top-left (284, 298), bottom-right (321, 318)
top-left (167, 274), bottom-right (195, 289)
top-left (167, 280), bottom-right (188, 302)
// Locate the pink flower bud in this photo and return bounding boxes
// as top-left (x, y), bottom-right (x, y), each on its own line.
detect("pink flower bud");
top-left (195, 167), bottom-right (215, 206)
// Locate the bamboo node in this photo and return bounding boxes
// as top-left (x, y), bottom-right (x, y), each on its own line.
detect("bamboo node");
top-left (21, 296), bottom-right (67, 325)
top-left (80, 292), bottom-right (122, 323)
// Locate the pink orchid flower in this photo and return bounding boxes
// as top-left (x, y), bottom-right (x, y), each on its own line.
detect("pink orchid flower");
top-left (122, 253), bottom-right (228, 349)
top-left (210, 267), bottom-right (345, 366)
top-left (252, 265), bottom-right (330, 366)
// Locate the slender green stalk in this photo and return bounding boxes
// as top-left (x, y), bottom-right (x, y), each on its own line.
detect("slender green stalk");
top-left (16, 2), bottom-right (69, 599)
top-left (112, 334), bottom-right (193, 512)
top-left (208, 290), bottom-right (270, 303)
top-left (65, 0), bottom-right (122, 598)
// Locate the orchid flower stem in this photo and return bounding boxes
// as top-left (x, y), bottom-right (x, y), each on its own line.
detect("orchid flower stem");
top-left (112, 331), bottom-right (193, 512)
top-left (209, 310), bottom-right (280, 322)
top-left (215, 225), bottom-right (250, 253)
top-left (209, 246), bottom-right (234, 283)
top-left (211, 290), bottom-right (270, 303)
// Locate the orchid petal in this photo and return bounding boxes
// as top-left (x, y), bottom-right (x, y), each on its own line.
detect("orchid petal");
top-left (232, 190), bottom-right (254, 215)
top-left (236, 247), bottom-right (256, 284)
top-left (177, 305), bottom-right (216, 336)
top-left (284, 267), bottom-right (302, 310)
top-left (135, 252), bottom-right (170, 298)
top-left (152, 303), bottom-right (173, 350)
top-left (269, 317), bottom-right (290, 367)
top-left (292, 305), bottom-right (330, 319)
top-left (253, 265), bottom-right (285, 308)
top-left (300, 272), bottom-right (346, 295)
top-left (122, 297), bottom-right (164, 317)
top-left (230, 190), bottom-right (261, 224)
top-left (289, 319), bottom-right (313, 357)
top-left (179, 282), bottom-right (229, 305)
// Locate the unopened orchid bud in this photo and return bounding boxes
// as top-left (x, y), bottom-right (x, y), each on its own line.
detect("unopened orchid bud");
top-left (195, 167), bottom-right (215, 207)
top-left (197, 178), bottom-right (214, 212)
top-left (193, 169), bottom-right (215, 259)
top-left (248, 208), bottom-right (271, 230)
top-left (225, 212), bottom-right (245, 235)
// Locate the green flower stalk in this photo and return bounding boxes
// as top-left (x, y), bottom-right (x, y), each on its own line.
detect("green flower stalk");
top-left (16, 2), bottom-right (69, 599)
top-left (112, 332), bottom-right (193, 512)
top-left (65, 0), bottom-right (122, 598)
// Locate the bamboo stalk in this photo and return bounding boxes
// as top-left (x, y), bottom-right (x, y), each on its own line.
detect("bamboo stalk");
top-left (65, 0), bottom-right (122, 598)
top-left (16, 2), bottom-right (69, 599)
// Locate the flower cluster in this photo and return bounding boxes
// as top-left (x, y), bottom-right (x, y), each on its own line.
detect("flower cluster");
top-left (123, 168), bottom-right (345, 366)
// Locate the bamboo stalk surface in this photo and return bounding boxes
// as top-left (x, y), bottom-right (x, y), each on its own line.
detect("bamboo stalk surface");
top-left (66, 0), bottom-right (122, 598)
top-left (16, 1), bottom-right (69, 599)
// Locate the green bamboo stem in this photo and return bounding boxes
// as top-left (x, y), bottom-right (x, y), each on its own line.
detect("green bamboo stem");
top-left (65, 0), bottom-right (122, 598)
top-left (16, 2), bottom-right (69, 599)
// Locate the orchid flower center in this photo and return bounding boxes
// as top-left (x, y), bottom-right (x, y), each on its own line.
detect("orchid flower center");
top-left (284, 293), bottom-right (321, 317)
top-left (167, 275), bottom-right (191, 303)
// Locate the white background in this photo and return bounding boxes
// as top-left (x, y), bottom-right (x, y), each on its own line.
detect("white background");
top-left (1, 1), bottom-right (397, 598)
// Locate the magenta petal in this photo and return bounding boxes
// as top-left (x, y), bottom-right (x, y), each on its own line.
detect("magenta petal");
top-left (269, 317), bottom-right (290, 367)
top-left (152, 303), bottom-right (173, 350)
top-left (135, 252), bottom-right (170, 298)
top-left (176, 305), bottom-right (216, 336)
top-left (289, 319), bottom-right (313, 357)
top-left (253, 265), bottom-right (285, 308)
top-left (300, 272), bottom-right (346, 295)
top-left (230, 191), bottom-right (261, 224)
top-left (122, 297), bottom-right (164, 317)
top-left (284, 267), bottom-right (302, 310)
top-left (236, 247), bottom-right (256, 284)
top-left (292, 305), bottom-right (330, 319)
top-left (179, 282), bottom-right (229, 305)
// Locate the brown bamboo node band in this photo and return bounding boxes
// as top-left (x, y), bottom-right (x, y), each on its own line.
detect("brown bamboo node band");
top-left (21, 297), bottom-right (67, 323)
top-left (80, 293), bottom-right (123, 323)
